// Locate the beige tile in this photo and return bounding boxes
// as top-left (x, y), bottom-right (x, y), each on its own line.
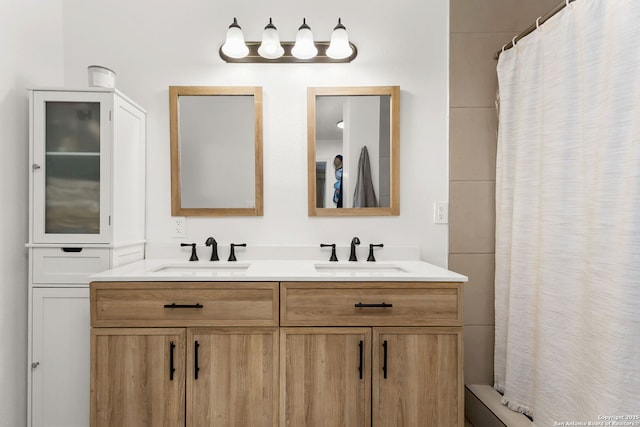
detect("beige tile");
top-left (449, 254), bottom-right (495, 325)
top-left (450, 107), bottom-right (497, 181)
top-left (449, 181), bottom-right (496, 254)
top-left (451, 0), bottom-right (564, 33)
top-left (450, 32), bottom-right (510, 108)
top-left (464, 325), bottom-right (495, 385)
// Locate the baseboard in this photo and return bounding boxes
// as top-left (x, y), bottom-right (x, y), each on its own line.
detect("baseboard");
top-left (465, 385), bottom-right (533, 427)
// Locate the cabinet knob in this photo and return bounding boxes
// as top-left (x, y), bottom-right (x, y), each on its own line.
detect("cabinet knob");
top-left (32, 362), bottom-right (40, 369)
top-left (32, 164), bottom-right (41, 170)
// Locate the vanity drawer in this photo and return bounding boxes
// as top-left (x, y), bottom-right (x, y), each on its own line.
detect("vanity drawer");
top-left (32, 247), bottom-right (111, 284)
top-left (281, 282), bottom-right (462, 327)
top-left (91, 282), bottom-right (279, 327)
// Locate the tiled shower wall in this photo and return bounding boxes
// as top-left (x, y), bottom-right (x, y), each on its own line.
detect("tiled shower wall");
top-left (449, 0), bottom-right (561, 385)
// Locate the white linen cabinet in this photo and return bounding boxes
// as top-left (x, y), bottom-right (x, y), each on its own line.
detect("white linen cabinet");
top-left (27, 88), bottom-right (146, 427)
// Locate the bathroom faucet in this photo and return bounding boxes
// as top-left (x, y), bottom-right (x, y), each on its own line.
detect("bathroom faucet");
top-left (320, 243), bottom-right (338, 261)
top-left (180, 243), bottom-right (198, 261)
top-left (205, 237), bottom-right (219, 261)
top-left (349, 237), bottom-right (361, 262)
top-left (228, 243), bottom-right (247, 262)
top-left (367, 243), bottom-right (384, 262)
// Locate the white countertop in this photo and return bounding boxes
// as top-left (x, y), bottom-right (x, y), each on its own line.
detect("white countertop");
top-left (90, 259), bottom-right (468, 282)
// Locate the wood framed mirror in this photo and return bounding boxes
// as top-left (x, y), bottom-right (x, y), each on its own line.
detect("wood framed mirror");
top-left (169, 86), bottom-right (263, 216)
top-left (307, 86), bottom-right (400, 216)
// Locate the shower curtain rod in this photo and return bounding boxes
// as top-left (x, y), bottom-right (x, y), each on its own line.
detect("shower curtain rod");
top-left (494, 0), bottom-right (577, 59)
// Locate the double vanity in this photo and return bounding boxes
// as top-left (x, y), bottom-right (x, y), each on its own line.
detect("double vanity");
top-left (89, 258), bottom-right (467, 427)
top-left (27, 85), bottom-right (464, 427)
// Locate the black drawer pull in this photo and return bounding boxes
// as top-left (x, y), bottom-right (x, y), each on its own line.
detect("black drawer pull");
top-left (61, 247), bottom-right (83, 253)
top-left (194, 341), bottom-right (200, 380)
top-left (163, 303), bottom-right (204, 309)
top-left (355, 302), bottom-right (393, 308)
top-left (358, 340), bottom-right (364, 380)
top-left (169, 341), bottom-right (176, 381)
top-left (383, 340), bottom-right (388, 379)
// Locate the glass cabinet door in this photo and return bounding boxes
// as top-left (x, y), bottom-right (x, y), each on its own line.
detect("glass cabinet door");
top-left (32, 91), bottom-right (111, 243)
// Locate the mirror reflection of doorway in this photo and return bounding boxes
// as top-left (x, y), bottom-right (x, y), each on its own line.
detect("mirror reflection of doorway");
top-left (314, 94), bottom-right (391, 209)
top-left (316, 162), bottom-right (326, 208)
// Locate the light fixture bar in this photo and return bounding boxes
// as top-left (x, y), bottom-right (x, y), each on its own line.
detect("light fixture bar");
top-left (220, 41), bottom-right (358, 63)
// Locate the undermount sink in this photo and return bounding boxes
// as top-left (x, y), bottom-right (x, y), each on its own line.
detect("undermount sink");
top-left (152, 263), bottom-right (250, 274)
top-left (314, 263), bottom-right (408, 274)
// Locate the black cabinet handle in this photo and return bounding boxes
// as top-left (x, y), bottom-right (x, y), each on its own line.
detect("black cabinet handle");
top-left (62, 247), bottom-right (83, 253)
top-left (163, 303), bottom-right (204, 309)
top-left (382, 340), bottom-right (388, 379)
top-left (355, 302), bottom-right (393, 308)
top-left (169, 341), bottom-right (176, 381)
top-left (358, 340), bottom-right (364, 380)
top-left (194, 341), bottom-right (200, 380)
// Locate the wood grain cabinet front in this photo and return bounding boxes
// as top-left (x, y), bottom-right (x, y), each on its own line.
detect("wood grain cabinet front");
top-left (281, 282), bottom-right (462, 326)
top-left (90, 281), bottom-right (279, 427)
top-left (91, 328), bottom-right (186, 427)
top-left (91, 282), bottom-right (279, 327)
top-left (187, 328), bottom-right (278, 427)
top-left (280, 328), bottom-right (372, 427)
top-left (90, 280), bottom-right (463, 427)
top-left (91, 327), bottom-right (278, 427)
top-left (279, 281), bottom-right (464, 427)
top-left (280, 326), bottom-right (462, 427)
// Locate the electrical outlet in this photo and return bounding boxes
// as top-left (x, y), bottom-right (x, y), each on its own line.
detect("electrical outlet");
top-left (173, 217), bottom-right (186, 237)
top-left (434, 202), bottom-right (448, 224)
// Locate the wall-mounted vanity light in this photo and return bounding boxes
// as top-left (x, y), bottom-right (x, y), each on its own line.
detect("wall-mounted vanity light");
top-left (220, 18), bottom-right (250, 59)
top-left (291, 18), bottom-right (318, 60)
top-left (220, 17), bottom-right (358, 63)
top-left (257, 18), bottom-right (284, 59)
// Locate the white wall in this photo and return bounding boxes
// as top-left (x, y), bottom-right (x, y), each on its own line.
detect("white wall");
top-left (61, 0), bottom-right (450, 264)
top-left (0, 2), bottom-right (64, 426)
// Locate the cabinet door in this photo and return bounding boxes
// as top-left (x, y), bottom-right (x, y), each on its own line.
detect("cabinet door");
top-left (280, 328), bottom-right (371, 427)
top-left (32, 90), bottom-right (111, 243)
top-left (372, 327), bottom-right (463, 427)
top-left (187, 328), bottom-right (278, 427)
top-left (91, 328), bottom-right (186, 427)
top-left (31, 287), bottom-right (90, 427)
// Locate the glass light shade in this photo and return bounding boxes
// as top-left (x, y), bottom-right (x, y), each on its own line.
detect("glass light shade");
top-left (221, 18), bottom-right (249, 59)
top-left (291, 18), bottom-right (318, 59)
top-left (336, 120), bottom-right (344, 129)
top-left (326, 19), bottom-right (353, 59)
top-left (258, 18), bottom-right (284, 59)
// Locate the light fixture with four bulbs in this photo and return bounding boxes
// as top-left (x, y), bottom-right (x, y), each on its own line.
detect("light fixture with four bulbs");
top-left (220, 17), bottom-right (357, 63)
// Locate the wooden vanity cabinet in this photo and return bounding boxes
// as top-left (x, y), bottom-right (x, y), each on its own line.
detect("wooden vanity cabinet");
top-left (280, 282), bottom-right (464, 427)
top-left (371, 327), bottom-right (462, 426)
top-left (280, 328), bottom-right (373, 426)
top-left (90, 282), bottom-right (279, 427)
top-left (92, 328), bottom-right (186, 426)
top-left (187, 328), bottom-right (278, 427)
top-left (90, 280), bottom-right (463, 427)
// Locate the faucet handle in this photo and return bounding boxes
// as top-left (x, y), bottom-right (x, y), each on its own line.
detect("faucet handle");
top-left (367, 243), bottom-right (384, 262)
top-left (320, 243), bottom-right (338, 262)
top-left (205, 237), bottom-right (219, 261)
top-left (180, 243), bottom-right (199, 261)
top-left (228, 243), bottom-right (247, 262)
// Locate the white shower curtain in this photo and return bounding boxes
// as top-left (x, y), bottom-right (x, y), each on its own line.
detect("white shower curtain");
top-left (495, 1), bottom-right (640, 425)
